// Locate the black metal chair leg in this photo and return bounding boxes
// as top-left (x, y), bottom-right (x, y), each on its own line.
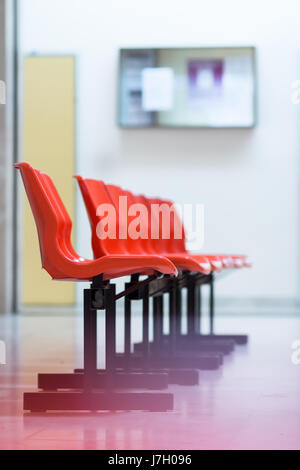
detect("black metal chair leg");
top-left (153, 295), bottom-right (163, 353)
top-left (197, 285), bottom-right (202, 334)
top-left (175, 286), bottom-right (182, 337)
top-left (105, 284), bottom-right (116, 389)
top-left (168, 279), bottom-right (177, 356)
top-left (209, 274), bottom-right (215, 335)
top-left (142, 284), bottom-right (150, 364)
top-left (124, 295), bottom-right (131, 369)
top-left (83, 288), bottom-right (97, 394)
top-left (187, 281), bottom-right (197, 336)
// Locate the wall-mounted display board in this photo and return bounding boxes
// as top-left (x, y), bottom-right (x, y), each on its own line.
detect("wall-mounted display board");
top-left (119, 47), bottom-right (256, 128)
top-left (23, 56), bottom-right (76, 305)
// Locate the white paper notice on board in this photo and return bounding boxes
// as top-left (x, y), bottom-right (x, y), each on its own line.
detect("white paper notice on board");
top-left (141, 67), bottom-right (174, 111)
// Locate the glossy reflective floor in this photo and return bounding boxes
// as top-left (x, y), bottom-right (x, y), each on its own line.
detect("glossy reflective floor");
top-left (0, 310), bottom-right (300, 450)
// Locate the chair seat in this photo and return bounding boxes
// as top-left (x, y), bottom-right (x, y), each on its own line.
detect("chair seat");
top-left (53, 254), bottom-right (177, 281)
top-left (163, 253), bottom-right (249, 274)
top-left (188, 253), bottom-right (250, 270)
top-left (192, 254), bottom-right (223, 271)
top-left (161, 253), bottom-right (211, 274)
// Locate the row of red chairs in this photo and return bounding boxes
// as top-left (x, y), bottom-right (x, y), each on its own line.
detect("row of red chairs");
top-left (75, 175), bottom-right (250, 276)
top-left (15, 162), bottom-right (250, 413)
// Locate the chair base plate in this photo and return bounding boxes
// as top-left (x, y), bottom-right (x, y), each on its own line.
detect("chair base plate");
top-left (134, 337), bottom-right (235, 354)
top-left (167, 368), bottom-right (199, 385)
top-left (203, 334), bottom-right (248, 345)
top-left (73, 368), bottom-right (199, 386)
top-left (24, 391), bottom-right (173, 412)
top-left (38, 372), bottom-right (168, 391)
top-left (114, 352), bottom-right (222, 370)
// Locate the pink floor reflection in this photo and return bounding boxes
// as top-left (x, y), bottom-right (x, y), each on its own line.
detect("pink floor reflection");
top-left (0, 312), bottom-right (300, 450)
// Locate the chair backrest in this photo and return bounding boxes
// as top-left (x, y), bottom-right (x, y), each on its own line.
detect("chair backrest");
top-left (76, 176), bottom-right (188, 259)
top-left (159, 198), bottom-right (187, 254)
top-left (40, 172), bottom-right (78, 260)
top-left (139, 196), bottom-right (186, 255)
top-left (15, 162), bottom-right (79, 279)
top-left (105, 184), bottom-right (131, 255)
top-left (75, 176), bottom-right (128, 257)
top-left (106, 185), bottom-right (147, 255)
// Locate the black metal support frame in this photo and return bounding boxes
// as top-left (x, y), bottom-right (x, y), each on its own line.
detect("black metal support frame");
top-left (24, 267), bottom-right (248, 411)
top-left (121, 274), bottom-right (222, 371)
top-left (113, 277), bottom-right (201, 383)
top-left (181, 271), bottom-right (247, 344)
top-left (24, 276), bottom-right (174, 412)
top-left (134, 271), bottom-right (248, 357)
top-left (75, 276), bottom-right (199, 386)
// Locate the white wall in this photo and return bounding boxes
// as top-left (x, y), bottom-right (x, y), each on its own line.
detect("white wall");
top-left (20, 0), bottom-right (300, 302)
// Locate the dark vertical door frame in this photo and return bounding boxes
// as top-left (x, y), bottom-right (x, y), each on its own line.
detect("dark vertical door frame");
top-left (0, 0), bottom-right (18, 313)
top-left (12, 0), bottom-right (19, 313)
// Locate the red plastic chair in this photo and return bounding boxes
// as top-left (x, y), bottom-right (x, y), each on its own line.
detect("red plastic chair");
top-left (15, 162), bottom-right (176, 412)
top-left (16, 163), bottom-right (177, 281)
top-left (143, 196), bottom-right (214, 274)
top-left (152, 197), bottom-right (250, 271)
top-left (102, 190), bottom-right (243, 350)
top-left (103, 187), bottom-right (229, 359)
top-left (75, 178), bottom-right (207, 274)
top-left (106, 189), bottom-right (212, 275)
top-left (75, 175), bottom-right (250, 274)
top-left (75, 176), bottom-right (249, 347)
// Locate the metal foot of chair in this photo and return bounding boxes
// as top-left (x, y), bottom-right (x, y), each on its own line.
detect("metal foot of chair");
top-left (114, 352), bottom-right (223, 370)
top-left (134, 337), bottom-right (235, 355)
top-left (24, 391), bottom-right (173, 412)
top-left (74, 368), bottom-right (199, 386)
top-left (167, 369), bottom-right (199, 385)
top-left (204, 334), bottom-right (248, 345)
top-left (38, 372), bottom-right (169, 391)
